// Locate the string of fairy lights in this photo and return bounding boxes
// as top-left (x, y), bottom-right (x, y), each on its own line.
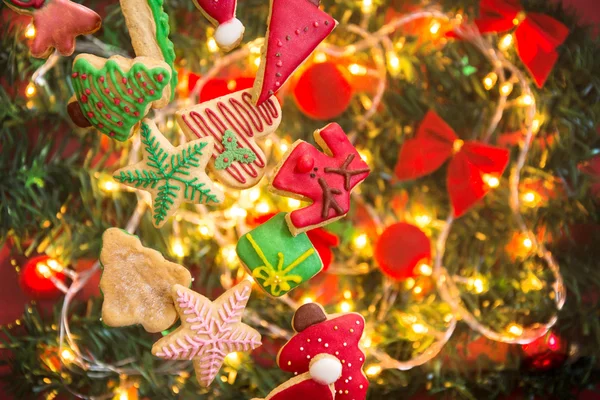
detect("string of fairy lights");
top-left (14, 4), bottom-right (564, 399)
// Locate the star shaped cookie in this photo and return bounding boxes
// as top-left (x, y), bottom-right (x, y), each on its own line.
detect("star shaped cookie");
top-left (113, 119), bottom-right (224, 228)
top-left (99, 228), bottom-right (192, 333)
top-left (152, 281), bottom-right (262, 387)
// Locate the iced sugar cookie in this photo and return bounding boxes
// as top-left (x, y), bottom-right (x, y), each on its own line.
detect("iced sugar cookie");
top-left (277, 302), bottom-right (368, 400)
top-left (252, 0), bottom-right (337, 105)
top-left (236, 213), bottom-right (323, 297)
top-left (67, 54), bottom-right (171, 141)
top-left (99, 228), bottom-right (192, 333)
top-left (176, 89), bottom-right (282, 189)
top-left (269, 123), bottom-right (370, 235)
top-left (3, 0), bottom-right (101, 58)
top-left (113, 119), bottom-right (224, 228)
top-left (152, 282), bottom-right (262, 387)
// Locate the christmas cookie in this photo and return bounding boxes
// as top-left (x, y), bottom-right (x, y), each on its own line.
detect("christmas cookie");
top-left (3, 0), bottom-right (101, 58)
top-left (252, 354), bottom-right (341, 400)
top-left (192, 0), bottom-right (244, 51)
top-left (277, 302), bottom-right (368, 400)
top-left (99, 228), bottom-right (192, 333)
top-left (176, 89), bottom-right (282, 189)
top-left (236, 213), bottom-right (323, 297)
top-left (113, 119), bottom-right (224, 228)
top-left (269, 123), bottom-right (370, 235)
top-left (152, 281), bottom-right (262, 387)
top-left (252, 0), bottom-right (337, 105)
top-left (67, 54), bottom-right (171, 141)
top-left (120, 0), bottom-right (177, 104)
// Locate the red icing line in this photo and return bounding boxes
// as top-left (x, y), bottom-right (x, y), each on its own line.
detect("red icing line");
top-left (180, 90), bottom-right (280, 184)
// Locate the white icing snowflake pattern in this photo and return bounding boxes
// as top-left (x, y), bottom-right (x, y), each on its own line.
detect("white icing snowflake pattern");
top-left (152, 281), bottom-right (262, 386)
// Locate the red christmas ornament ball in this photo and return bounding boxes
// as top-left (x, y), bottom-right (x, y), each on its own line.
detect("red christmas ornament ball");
top-left (375, 223), bottom-right (431, 281)
top-left (19, 255), bottom-right (66, 299)
top-left (293, 62), bottom-right (353, 120)
top-left (520, 331), bottom-right (568, 370)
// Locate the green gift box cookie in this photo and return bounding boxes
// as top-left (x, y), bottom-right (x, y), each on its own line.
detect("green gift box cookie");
top-left (236, 213), bottom-right (323, 297)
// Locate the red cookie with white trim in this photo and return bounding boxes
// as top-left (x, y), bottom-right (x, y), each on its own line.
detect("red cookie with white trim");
top-left (176, 89), bottom-right (282, 189)
top-left (269, 123), bottom-right (370, 235)
top-left (252, 0), bottom-right (337, 105)
top-left (276, 302), bottom-right (369, 400)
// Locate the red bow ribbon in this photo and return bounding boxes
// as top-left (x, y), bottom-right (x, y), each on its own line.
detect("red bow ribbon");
top-left (394, 111), bottom-right (510, 217)
top-left (474, 0), bottom-right (569, 87)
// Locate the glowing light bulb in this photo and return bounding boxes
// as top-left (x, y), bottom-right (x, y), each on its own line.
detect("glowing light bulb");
top-left (358, 149), bottom-right (371, 164)
top-left (220, 245), bottom-right (237, 265)
top-left (507, 323), bottom-right (523, 336)
top-left (100, 178), bottom-right (117, 193)
top-left (207, 37), bottom-right (218, 52)
top-left (36, 263), bottom-right (52, 278)
top-left (340, 301), bottom-right (352, 313)
top-left (414, 214), bottom-right (432, 228)
top-left (353, 233), bottom-right (368, 249)
top-left (522, 237), bottom-right (533, 249)
top-left (118, 389), bottom-right (129, 400)
top-left (498, 34), bottom-right (513, 51)
top-left (429, 20), bottom-right (441, 35)
top-left (412, 323), bottom-right (428, 334)
top-left (60, 348), bottom-right (75, 362)
top-left (343, 290), bottom-right (352, 299)
top-left (522, 191), bottom-right (537, 204)
top-left (227, 80), bottom-right (237, 91)
top-left (532, 117), bottom-right (542, 133)
top-left (256, 201), bottom-right (271, 214)
top-left (25, 82), bottom-right (36, 98)
top-left (413, 286), bottom-right (423, 294)
top-left (225, 352), bottom-right (240, 363)
top-left (365, 364), bottom-right (381, 377)
top-left (483, 174), bottom-right (500, 188)
top-left (483, 72), bottom-right (498, 90)
top-left (387, 51), bottom-right (400, 75)
top-left (499, 81), bottom-right (513, 96)
top-left (313, 51), bottom-right (327, 63)
top-left (279, 141), bottom-right (289, 152)
top-left (301, 296), bottom-right (314, 304)
top-left (171, 238), bottom-right (185, 258)
top-left (254, 57), bottom-right (261, 68)
top-left (467, 276), bottom-right (487, 294)
top-left (518, 94), bottom-right (534, 106)
top-left (361, 335), bottom-right (372, 348)
top-left (418, 263), bottom-right (433, 276)
top-left (24, 23), bottom-right (36, 39)
top-left (348, 64), bottom-right (367, 76)
top-left (248, 188), bottom-right (261, 202)
top-left (287, 198), bottom-right (301, 208)
top-left (198, 225), bottom-right (211, 237)
top-left (228, 205), bottom-right (248, 219)
top-left (361, 0), bottom-right (373, 14)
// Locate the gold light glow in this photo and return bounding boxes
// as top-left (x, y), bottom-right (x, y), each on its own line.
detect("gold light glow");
top-left (313, 52), bottom-right (327, 63)
top-left (171, 238), bottom-right (185, 258)
top-left (499, 81), bottom-right (513, 96)
top-left (483, 174), bottom-right (500, 188)
top-left (340, 301), bottom-right (352, 313)
top-left (287, 198), bottom-right (301, 208)
top-left (60, 348), bottom-right (75, 363)
top-left (414, 214), bottom-right (432, 228)
top-left (412, 323), bottom-right (428, 334)
top-left (387, 51), bottom-right (400, 75)
top-left (522, 191), bottom-right (537, 204)
top-left (256, 201), bottom-right (271, 214)
top-left (25, 24), bottom-right (36, 39)
top-left (498, 34), bottom-right (513, 51)
top-left (429, 20), bottom-right (441, 35)
top-left (353, 233), bottom-right (368, 249)
top-left (301, 296), bottom-right (314, 304)
top-left (518, 94), bottom-right (534, 106)
top-left (467, 276), bottom-right (487, 294)
top-left (220, 245), bottom-right (237, 264)
top-left (522, 237), bottom-right (533, 249)
top-left (507, 323), bottom-right (523, 336)
top-left (361, 0), bottom-right (373, 14)
top-left (418, 262), bottom-right (433, 276)
top-left (26, 82), bottom-right (36, 98)
top-left (348, 64), bottom-right (367, 76)
top-left (207, 37), bottom-right (218, 52)
top-left (343, 290), bottom-right (352, 299)
top-left (483, 72), bottom-right (498, 90)
top-left (365, 364), bottom-right (382, 377)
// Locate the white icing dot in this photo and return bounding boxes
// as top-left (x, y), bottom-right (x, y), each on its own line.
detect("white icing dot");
top-left (325, 343), bottom-right (329, 347)
top-left (356, 320), bottom-right (360, 325)
top-left (345, 379), bottom-right (348, 383)
top-left (288, 361), bottom-right (291, 366)
top-left (338, 390), bottom-right (343, 394)
top-left (295, 372), bottom-right (298, 375)
top-left (318, 338), bottom-right (322, 342)
top-left (307, 355), bottom-right (311, 359)
top-left (349, 376), bottom-right (352, 380)
top-left (343, 342), bottom-right (347, 346)
top-left (359, 385), bottom-right (363, 389)
top-left (348, 363), bottom-right (352, 367)
top-left (359, 357), bottom-right (363, 361)
top-left (335, 351), bottom-right (339, 355)
top-left (300, 347), bottom-right (304, 351)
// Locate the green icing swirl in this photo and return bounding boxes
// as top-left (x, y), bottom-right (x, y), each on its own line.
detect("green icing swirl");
top-left (71, 58), bottom-right (170, 141)
top-left (148, 0), bottom-right (177, 101)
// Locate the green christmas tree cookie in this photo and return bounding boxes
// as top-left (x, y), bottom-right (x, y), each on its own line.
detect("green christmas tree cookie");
top-left (236, 213), bottom-right (323, 297)
top-left (68, 54), bottom-right (171, 141)
top-left (113, 119), bottom-right (224, 228)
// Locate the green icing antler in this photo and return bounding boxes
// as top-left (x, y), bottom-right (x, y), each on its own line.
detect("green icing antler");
top-left (215, 130), bottom-right (257, 170)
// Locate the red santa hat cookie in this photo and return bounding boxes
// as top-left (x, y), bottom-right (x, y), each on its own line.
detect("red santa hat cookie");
top-left (276, 302), bottom-right (369, 400)
top-left (192, 0), bottom-right (244, 51)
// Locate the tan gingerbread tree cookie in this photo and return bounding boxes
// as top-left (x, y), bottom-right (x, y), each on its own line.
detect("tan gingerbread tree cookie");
top-left (152, 281), bottom-right (262, 387)
top-left (99, 228), bottom-right (192, 333)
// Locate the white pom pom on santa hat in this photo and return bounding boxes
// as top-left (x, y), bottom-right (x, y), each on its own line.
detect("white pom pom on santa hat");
top-left (308, 354), bottom-right (343, 385)
top-left (214, 18), bottom-right (245, 48)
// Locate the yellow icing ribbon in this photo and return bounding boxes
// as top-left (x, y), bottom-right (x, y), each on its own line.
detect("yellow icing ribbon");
top-left (246, 233), bottom-right (314, 296)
